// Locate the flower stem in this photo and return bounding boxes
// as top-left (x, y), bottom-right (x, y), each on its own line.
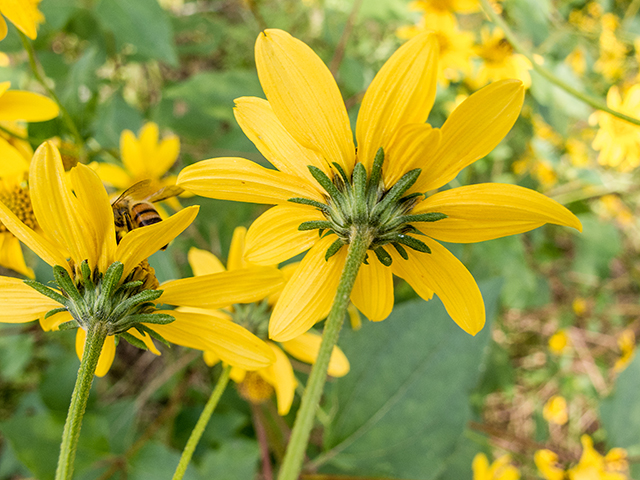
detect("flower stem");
top-left (55, 322), bottom-right (108, 480)
top-left (18, 32), bottom-right (85, 151)
top-left (277, 228), bottom-right (370, 480)
top-left (478, 0), bottom-right (640, 127)
top-left (172, 364), bottom-right (232, 480)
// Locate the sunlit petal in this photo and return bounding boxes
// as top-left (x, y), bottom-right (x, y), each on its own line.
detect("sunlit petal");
top-left (150, 133), bottom-right (180, 179)
top-left (90, 162), bottom-right (132, 190)
top-left (187, 247), bottom-right (225, 276)
top-left (350, 256), bottom-right (394, 321)
top-left (227, 226), bottom-right (247, 271)
top-left (120, 129), bottom-right (145, 178)
top-left (0, 276), bottom-right (61, 323)
top-left (0, 233), bottom-right (33, 278)
top-left (255, 29), bottom-right (355, 173)
top-left (384, 124), bottom-right (441, 187)
top-left (0, 137), bottom-right (29, 175)
top-left (0, 91), bottom-right (58, 121)
top-left (0, 0), bottom-right (42, 39)
top-left (280, 331), bottom-right (350, 377)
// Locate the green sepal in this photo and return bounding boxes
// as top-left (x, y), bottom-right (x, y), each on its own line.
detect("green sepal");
top-left (308, 165), bottom-right (342, 199)
top-left (119, 331), bottom-right (148, 351)
top-left (58, 320), bottom-right (80, 330)
top-left (80, 260), bottom-right (95, 292)
top-left (299, 220), bottom-right (333, 231)
top-left (367, 147), bottom-right (385, 192)
top-left (125, 312), bottom-right (175, 325)
top-left (100, 262), bottom-right (124, 300)
top-left (288, 197), bottom-right (328, 211)
top-left (44, 307), bottom-right (68, 319)
top-left (402, 212), bottom-right (448, 223)
top-left (24, 279), bottom-right (68, 306)
top-left (372, 168), bottom-right (422, 218)
top-left (332, 162), bottom-right (350, 185)
top-left (373, 246), bottom-right (392, 266)
top-left (391, 242), bottom-right (409, 260)
top-left (114, 280), bottom-right (144, 297)
top-left (135, 324), bottom-right (172, 348)
top-left (325, 238), bottom-right (344, 261)
top-left (352, 162), bottom-right (367, 220)
top-left (110, 289), bottom-right (164, 321)
top-left (53, 266), bottom-right (86, 309)
top-left (396, 234), bottom-right (431, 254)
top-left (400, 192), bottom-right (425, 202)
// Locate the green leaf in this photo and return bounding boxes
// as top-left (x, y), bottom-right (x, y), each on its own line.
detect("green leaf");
top-left (572, 213), bottom-right (621, 280)
top-left (95, 0), bottom-right (178, 65)
top-left (198, 439), bottom-right (260, 479)
top-left (320, 279), bottom-right (501, 479)
top-left (128, 442), bottom-right (199, 480)
top-left (0, 333), bottom-right (34, 381)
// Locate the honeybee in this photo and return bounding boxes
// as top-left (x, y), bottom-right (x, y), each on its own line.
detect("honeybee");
top-left (111, 180), bottom-right (184, 248)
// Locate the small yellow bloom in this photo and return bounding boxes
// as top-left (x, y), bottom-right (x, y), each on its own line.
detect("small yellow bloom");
top-left (409, 0), bottom-right (500, 23)
top-left (473, 27), bottom-right (532, 89)
top-left (549, 330), bottom-right (570, 355)
top-left (565, 47), bottom-right (587, 76)
top-left (0, 143), bottom-right (277, 377)
top-left (564, 138), bottom-right (590, 167)
top-left (178, 29), bottom-right (581, 342)
top-left (193, 227), bottom-right (349, 415)
top-left (572, 297), bottom-right (587, 316)
top-left (534, 449), bottom-right (564, 480)
top-left (599, 195), bottom-right (634, 227)
top-left (543, 395), bottom-right (568, 425)
top-left (0, 0), bottom-right (44, 40)
top-left (614, 329), bottom-right (635, 373)
top-left (472, 453), bottom-right (520, 480)
top-left (594, 14), bottom-right (628, 82)
top-left (591, 84), bottom-right (640, 172)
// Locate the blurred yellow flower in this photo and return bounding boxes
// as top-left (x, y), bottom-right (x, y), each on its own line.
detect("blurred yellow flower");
top-left (549, 330), bottom-right (570, 355)
top-left (565, 137), bottom-right (590, 167)
top-left (0, 0), bottom-right (44, 40)
top-left (534, 449), bottom-right (564, 480)
top-left (614, 329), bottom-right (635, 372)
top-left (192, 228), bottom-right (349, 415)
top-left (473, 27), bottom-right (532, 89)
top-left (599, 195), bottom-right (634, 227)
top-left (565, 46), bottom-right (587, 76)
top-left (543, 395), bottom-right (568, 425)
top-left (472, 453), bottom-right (520, 480)
top-left (591, 85), bottom-right (640, 172)
top-left (594, 14), bottom-right (628, 82)
top-left (572, 297), bottom-right (587, 316)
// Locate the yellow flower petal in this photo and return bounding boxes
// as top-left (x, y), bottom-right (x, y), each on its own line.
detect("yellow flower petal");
top-left (227, 226), bottom-right (247, 271)
top-left (412, 183), bottom-right (582, 243)
top-left (413, 79), bottom-right (525, 192)
top-left (0, 196), bottom-right (69, 269)
top-left (357, 32), bottom-right (439, 171)
top-left (75, 329), bottom-right (116, 377)
top-left (0, 0), bottom-right (43, 39)
top-left (472, 453), bottom-right (490, 479)
top-left (150, 134), bottom-right (180, 179)
top-left (90, 161), bottom-right (132, 190)
top-left (266, 343), bottom-right (296, 415)
top-left (159, 266), bottom-right (284, 309)
top-left (0, 90), bottom-right (59, 122)
top-left (350, 256), bottom-right (394, 322)
top-left (255, 29), bottom-right (355, 173)
top-left (390, 238), bottom-right (485, 335)
top-left (0, 276), bottom-right (61, 322)
top-left (120, 129), bottom-right (145, 178)
top-left (384, 124), bottom-right (441, 187)
top-left (187, 247), bottom-right (225, 276)
top-left (150, 310), bottom-right (276, 370)
top-left (177, 157), bottom-right (325, 204)
top-left (269, 235), bottom-right (347, 342)
top-left (115, 205), bottom-right (199, 279)
top-left (234, 97), bottom-right (331, 183)
top-left (30, 142), bottom-right (93, 266)
top-left (39, 309), bottom-right (72, 331)
top-left (280, 331), bottom-right (350, 377)
top-left (70, 164), bottom-right (117, 272)
top-left (127, 328), bottom-right (161, 355)
top-left (244, 204), bottom-right (326, 265)
top-left (203, 350), bottom-right (221, 367)
top-left (0, 137), bottom-right (29, 176)
top-left (0, 233), bottom-right (33, 278)
top-left (0, 15), bottom-right (7, 40)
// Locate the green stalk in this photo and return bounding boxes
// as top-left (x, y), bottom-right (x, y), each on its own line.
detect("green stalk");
top-left (18, 32), bottom-right (85, 151)
top-left (478, 0), bottom-right (640, 127)
top-left (172, 365), bottom-right (232, 480)
top-left (277, 228), bottom-right (370, 480)
top-left (55, 322), bottom-right (108, 480)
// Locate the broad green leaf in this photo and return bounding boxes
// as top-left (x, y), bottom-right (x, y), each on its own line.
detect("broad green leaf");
top-left (95, 0), bottom-right (178, 65)
top-left (129, 442), bottom-right (198, 480)
top-left (198, 439), bottom-right (260, 480)
top-left (320, 279), bottom-right (501, 479)
top-left (0, 332), bottom-right (33, 381)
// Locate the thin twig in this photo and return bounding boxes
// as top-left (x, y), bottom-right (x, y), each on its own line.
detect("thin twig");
top-left (329, 0), bottom-right (364, 76)
top-left (252, 404), bottom-right (274, 480)
top-left (567, 328), bottom-right (609, 395)
top-left (246, 0), bottom-right (268, 31)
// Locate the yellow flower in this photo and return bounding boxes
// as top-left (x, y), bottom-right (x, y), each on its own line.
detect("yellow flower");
top-left (473, 27), bottom-right (532, 89)
top-left (191, 227), bottom-right (349, 415)
top-left (178, 29), bottom-right (581, 342)
top-left (565, 47), bottom-right (587, 76)
top-left (472, 453), bottom-right (520, 480)
top-left (591, 85), bottom-right (640, 172)
top-left (92, 122), bottom-right (182, 209)
top-left (614, 329), bottom-right (635, 373)
top-left (565, 138), bottom-right (590, 167)
top-left (397, 14), bottom-right (474, 87)
top-left (534, 449), bottom-right (564, 480)
top-left (409, 0), bottom-right (499, 24)
top-left (0, 0), bottom-right (44, 40)
top-left (543, 395), bottom-right (568, 425)
top-left (572, 297), bottom-right (587, 316)
top-left (0, 143), bottom-right (277, 377)
top-left (599, 195), bottom-right (634, 227)
top-left (549, 329), bottom-right (570, 355)
top-left (594, 14), bottom-right (628, 82)
top-left (567, 435), bottom-right (628, 480)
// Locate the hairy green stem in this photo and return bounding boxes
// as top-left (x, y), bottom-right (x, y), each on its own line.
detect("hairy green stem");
top-left (478, 0), bottom-right (640, 127)
top-left (18, 32), bottom-right (85, 150)
top-left (172, 365), bottom-right (232, 480)
top-left (277, 228), bottom-right (370, 480)
top-left (55, 322), bottom-right (108, 480)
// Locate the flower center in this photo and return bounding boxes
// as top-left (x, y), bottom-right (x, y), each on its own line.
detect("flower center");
top-left (237, 371), bottom-right (274, 404)
top-left (0, 180), bottom-right (37, 233)
top-left (290, 148), bottom-right (446, 266)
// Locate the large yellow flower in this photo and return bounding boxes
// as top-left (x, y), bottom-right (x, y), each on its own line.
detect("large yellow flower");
top-left (178, 29), bottom-right (581, 342)
top-left (473, 27), bottom-right (532, 89)
top-left (591, 84), bottom-right (640, 171)
top-left (0, 142), bottom-right (278, 376)
top-left (189, 227), bottom-right (349, 415)
top-left (0, 0), bottom-right (44, 40)
top-left (472, 453), bottom-right (520, 480)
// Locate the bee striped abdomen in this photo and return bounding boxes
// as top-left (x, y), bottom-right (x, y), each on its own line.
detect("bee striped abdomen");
top-left (131, 202), bottom-right (162, 227)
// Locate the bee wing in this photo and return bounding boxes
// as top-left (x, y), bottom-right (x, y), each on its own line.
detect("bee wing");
top-left (111, 180), bottom-right (156, 206)
top-left (146, 185), bottom-right (184, 203)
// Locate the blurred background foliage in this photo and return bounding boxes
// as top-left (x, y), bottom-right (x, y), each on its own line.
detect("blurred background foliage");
top-left (1, 0), bottom-right (640, 478)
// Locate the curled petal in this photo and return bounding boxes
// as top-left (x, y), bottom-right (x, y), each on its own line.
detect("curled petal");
top-left (350, 256), bottom-right (394, 322)
top-left (413, 183), bottom-right (582, 243)
top-left (269, 235), bottom-right (347, 342)
top-left (280, 331), bottom-right (350, 377)
top-left (390, 239), bottom-right (485, 335)
top-left (245, 204), bottom-right (326, 265)
top-left (177, 158), bottom-right (325, 204)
